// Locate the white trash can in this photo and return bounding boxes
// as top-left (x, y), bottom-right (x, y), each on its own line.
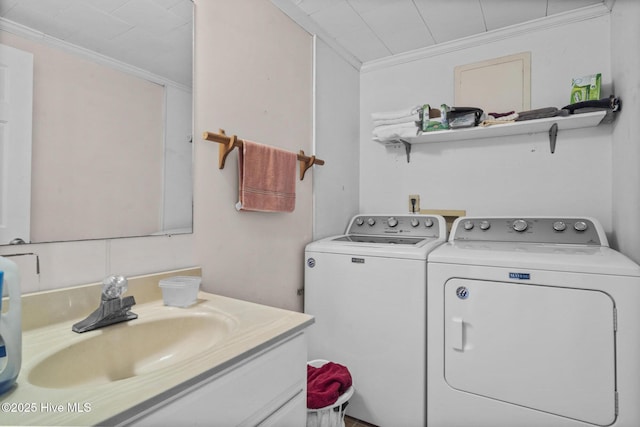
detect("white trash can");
top-left (306, 359), bottom-right (355, 427)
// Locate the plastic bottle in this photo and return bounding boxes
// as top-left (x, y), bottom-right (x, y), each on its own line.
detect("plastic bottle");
top-left (0, 256), bottom-right (21, 395)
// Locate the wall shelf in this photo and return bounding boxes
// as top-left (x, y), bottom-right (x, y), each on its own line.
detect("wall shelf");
top-left (382, 110), bottom-right (608, 161)
top-left (405, 110), bottom-right (605, 144)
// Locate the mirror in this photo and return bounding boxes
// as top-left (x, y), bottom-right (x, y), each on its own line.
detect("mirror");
top-left (0, 0), bottom-right (193, 245)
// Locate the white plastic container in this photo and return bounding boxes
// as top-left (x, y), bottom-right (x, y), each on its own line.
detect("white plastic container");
top-left (307, 359), bottom-right (355, 427)
top-left (159, 276), bottom-right (201, 307)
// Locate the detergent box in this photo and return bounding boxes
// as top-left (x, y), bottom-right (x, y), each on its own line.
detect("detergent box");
top-left (570, 73), bottom-right (601, 104)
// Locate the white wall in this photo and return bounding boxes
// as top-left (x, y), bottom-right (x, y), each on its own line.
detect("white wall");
top-left (193, 0), bottom-right (313, 312)
top-left (360, 13), bottom-right (614, 232)
top-left (313, 37), bottom-right (360, 239)
top-left (611, 0), bottom-right (640, 262)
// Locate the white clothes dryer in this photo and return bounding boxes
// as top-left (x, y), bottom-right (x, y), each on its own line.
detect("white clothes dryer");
top-left (305, 214), bottom-right (447, 427)
top-left (427, 216), bottom-right (640, 427)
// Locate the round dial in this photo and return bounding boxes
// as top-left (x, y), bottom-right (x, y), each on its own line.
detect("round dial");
top-left (463, 220), bottom-right (474, 230)
top-left (553, 221), bottom-right (567, 232)
top-left (387, 217), bottom-right (398, 227)
top-left (479, 221), bottom-right (491, 230)
top-left (424, 218), bottom-right (434, 228)
top-left (512, 219), bottom-right (528, 232)
top-left (411, 218), bottom-right (420, 227)
top-left (355, 217), bottom-right (364, 226)
top-left (367, 218), bottom-right (376, 226)
top-left (574, 221), bottom-right (588, 232)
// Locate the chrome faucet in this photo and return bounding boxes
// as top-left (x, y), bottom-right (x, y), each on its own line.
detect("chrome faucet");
top-left (72, 275), bottom-right (138, 333)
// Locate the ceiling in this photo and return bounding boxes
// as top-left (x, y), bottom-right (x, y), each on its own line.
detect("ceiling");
top-left (0, 0), bottom-right (193, 87)
top-left (0, 0), bottom-right (613, 84)
top-left (273, 0), bottom-right (611, 67)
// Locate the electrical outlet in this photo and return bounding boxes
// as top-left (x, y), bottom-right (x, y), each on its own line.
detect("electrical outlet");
top-left (408, 194), bottom-right (420, 213)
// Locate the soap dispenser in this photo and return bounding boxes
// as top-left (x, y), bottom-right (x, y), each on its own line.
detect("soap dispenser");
top-left (0, 256), bottom-right (21, 395)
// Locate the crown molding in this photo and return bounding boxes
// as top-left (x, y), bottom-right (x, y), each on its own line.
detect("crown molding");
top-left (0, 17), bottom-right (191, 92)
top-left (361, 3), bottom-right (611, 74)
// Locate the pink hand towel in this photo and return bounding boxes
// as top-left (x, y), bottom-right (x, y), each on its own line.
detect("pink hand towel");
top-left (237, 140), bottom-right (297, 212)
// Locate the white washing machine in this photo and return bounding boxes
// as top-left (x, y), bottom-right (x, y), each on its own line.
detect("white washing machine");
top-left (305, 214), bottom-right (447, 427)
top-left (427, 216), bottom-right (640, 427)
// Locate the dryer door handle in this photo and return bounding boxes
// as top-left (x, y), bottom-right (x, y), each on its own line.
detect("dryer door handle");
top-left (451, 317), bottom-right (465, 351)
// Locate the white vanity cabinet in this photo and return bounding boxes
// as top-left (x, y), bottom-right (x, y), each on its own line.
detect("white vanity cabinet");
top-left (120, 332), bottom-right (308, 427)
top-left (10, 271), bottom-right (314, 427)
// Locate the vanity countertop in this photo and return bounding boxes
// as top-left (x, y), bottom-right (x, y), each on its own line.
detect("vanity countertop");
top-left (0, 268), bottom-right (314, 426)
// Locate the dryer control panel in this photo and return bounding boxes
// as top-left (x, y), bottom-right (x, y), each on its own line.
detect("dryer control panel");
top-left (346, 214), bottom-right (443, 238)
top-left (451, 217), bottom-right (605, 246)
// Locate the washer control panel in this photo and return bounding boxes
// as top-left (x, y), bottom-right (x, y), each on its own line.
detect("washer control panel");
top-left (347, 215), bottom-right (442, 238)
top-left (452, 217), bottom-right (604, 245)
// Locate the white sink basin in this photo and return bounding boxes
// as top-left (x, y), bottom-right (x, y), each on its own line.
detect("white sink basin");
top-left (28, 313), bottom-right (235, 389)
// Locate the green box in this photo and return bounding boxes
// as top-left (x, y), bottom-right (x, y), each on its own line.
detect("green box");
top-left (570, 73), bottom-right (601, 104)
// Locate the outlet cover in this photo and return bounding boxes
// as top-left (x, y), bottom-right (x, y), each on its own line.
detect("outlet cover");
top-left (408, 195), bottom-right (420, 213)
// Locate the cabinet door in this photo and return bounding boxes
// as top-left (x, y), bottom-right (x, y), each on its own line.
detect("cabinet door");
top-left (444, 279), bottom-right (616, 426)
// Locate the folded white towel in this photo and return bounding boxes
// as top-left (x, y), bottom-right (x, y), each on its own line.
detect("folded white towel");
top-left (373, 112), bottom-right (420, 127)
top-left (371, 105), bottom-right (422, 121)
top-left (487, 112), bottom-right (519, 121)
top-left (372, 122), bottom-right (419, 141)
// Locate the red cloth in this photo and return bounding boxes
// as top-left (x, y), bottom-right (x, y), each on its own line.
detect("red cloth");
top-left (307, 362), bottom-right (353, 409)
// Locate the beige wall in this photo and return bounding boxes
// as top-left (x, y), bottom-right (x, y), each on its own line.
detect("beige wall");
top-left (193, 0), bottom-right (313, 311)
top-left (1, 30), bottom-right (164, 242)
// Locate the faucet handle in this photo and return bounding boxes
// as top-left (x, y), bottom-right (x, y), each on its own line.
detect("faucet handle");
top-left (102, 275), bottom-right (128, 299)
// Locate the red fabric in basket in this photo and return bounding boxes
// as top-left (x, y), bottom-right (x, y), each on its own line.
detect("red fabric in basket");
top-left (307, 362), bottom-right (353, 409)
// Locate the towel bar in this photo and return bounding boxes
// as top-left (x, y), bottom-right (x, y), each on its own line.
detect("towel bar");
top-left (202, 129), bottom-right (324, 180)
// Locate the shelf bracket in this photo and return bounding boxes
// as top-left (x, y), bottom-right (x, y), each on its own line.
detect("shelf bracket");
top-left (400, 139), bottom-right (411, 163)
top-left (549, 123), bottom-right (558, 154)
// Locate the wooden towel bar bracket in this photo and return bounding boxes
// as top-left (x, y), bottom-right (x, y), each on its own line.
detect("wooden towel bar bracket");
top-left (202, 129), bottom-right (325, 181)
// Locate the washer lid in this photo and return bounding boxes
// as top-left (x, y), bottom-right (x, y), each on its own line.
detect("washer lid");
top-left (305, 213), bottom-right (448, 260)
top-left (332, 235), bottom-right (426, 245)
top-left (306, 236), bottom-right (445, 260)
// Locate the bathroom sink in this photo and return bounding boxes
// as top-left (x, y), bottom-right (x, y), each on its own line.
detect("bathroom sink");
top-left (28, 313), bottom-right (235, 389)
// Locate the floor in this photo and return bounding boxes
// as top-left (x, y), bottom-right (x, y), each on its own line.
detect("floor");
top-left (345, 415), bottom-right (377, 427)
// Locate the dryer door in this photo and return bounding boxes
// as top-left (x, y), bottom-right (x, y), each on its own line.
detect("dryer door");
top-left (444, 278), bottom-right (616, 426)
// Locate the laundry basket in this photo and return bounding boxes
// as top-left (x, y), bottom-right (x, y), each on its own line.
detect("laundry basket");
top-left (306, 359), bottom-right (355, 427)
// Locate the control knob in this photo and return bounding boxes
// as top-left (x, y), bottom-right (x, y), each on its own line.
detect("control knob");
top-left (479, 221), bottom-right (491, 230)
top-left (411, 218), bottom-right (420, 227)
top-left (387, 217), bottom-right (398, 227)
top-left (512, 219), bottom-right (528, 232)
top-left (355, 217), bottom-right (364, 226)
top-left (463, 220), bottom-right (474, 231)
top-left (553, 221), bottom-right (567, 232)
top-left (424, 218), bottom-right (434, 228)
top-left (574, 221), bottom-right (588, 232)
top-left (367, 218), bottom-right (376, 226)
